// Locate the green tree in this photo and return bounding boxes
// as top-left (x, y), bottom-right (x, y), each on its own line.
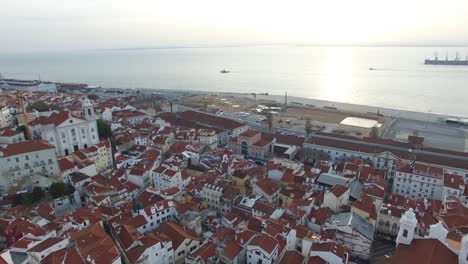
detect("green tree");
top-left (21, 193), bottom-right (33, 206)
top-left (88, 94), bottom-right (99, 100)
top-left (49, 182), bottom-right (66, 199)
top-left (26, 101), bottom-right (60, 112)
top-left (266, 112), bottom-right (273, 131)
top-left (305, 118), bottom-right (312, 137)
top-left (31, 187), bottom-right (45, 202)
top-left (97, 119), bottom-right (112, 140)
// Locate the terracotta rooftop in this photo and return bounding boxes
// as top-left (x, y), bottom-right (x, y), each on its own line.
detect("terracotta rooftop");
top-left (280, 250), bottom-right (305, 264)
top-left (254, 178), bottom-right (279, 196)
top-left (248, 233), bottom-right (278, 254)
top-left (29, 237), bottom-right (65, 252)
top-left (223, 240), bottom-right (243, 260)
top-left (381, 238), bottom-right (458, 264)
top-left (330, 184), bottom-right (349, 197)
top-left (0, 140), bottom-right (55, 156)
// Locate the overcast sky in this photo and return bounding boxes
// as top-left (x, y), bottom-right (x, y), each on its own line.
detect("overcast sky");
top-left (2, 0), bottom-right (468, 53)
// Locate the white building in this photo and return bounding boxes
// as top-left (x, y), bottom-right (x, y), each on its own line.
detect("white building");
top-left (392, 162), bottom-right (444, 200)
top-left (156, 221), bottom-right (200, 264)
top-left (0, 140), bottom-right (60, 193)
top-left (30, 99), bottom-right (99, 156)
top-left (152, 164), bottom-right (185, 190)
top-left (0, 128), bottom-right (25, 144)
top-left (324, 212), bottom-right (374, 260)
top-left (323, 185), bottom-right (350, 212)
top-left (252, 178), bottom-right (279, 204)
top-left (0, 106), bottom-right (14, 128)
top-left (27, 237), bottom-right (69, 263)
top-left (125, 234), bottom-right (175, 264)
top-left (309, 242), bottom-right (350, 264)
top-left (246, 234), bottom-right (279, 264)
top-left (138, 200), bottom-right (178, 231)
top-left (442, 173), bottom-right (465, 200)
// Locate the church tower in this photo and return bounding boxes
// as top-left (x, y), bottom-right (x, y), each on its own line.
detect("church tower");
top-left (460, 235), bottom-right (468, 264)
top-left (396, 208), bottom-right (417, 246)
top-left (81, 98), bottom-right (95, 120)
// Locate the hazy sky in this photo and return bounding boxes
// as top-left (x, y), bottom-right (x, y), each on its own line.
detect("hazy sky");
top-left (2, 0), bottom-right (468, 52)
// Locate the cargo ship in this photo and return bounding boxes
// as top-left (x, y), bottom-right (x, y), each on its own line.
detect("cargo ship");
top-left (424, 52), bottom-right (468, 65)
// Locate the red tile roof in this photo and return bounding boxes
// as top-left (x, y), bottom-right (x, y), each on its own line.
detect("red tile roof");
top-left (381, 239), bottom-right (458, 264)
top-left (156, 221), bottom-right (199, 249)
top-left (41, 247), bottom-right (85, 264)
top-left (58, 157), bottom-right (76, 172)
top-left (0, 140), bottom-right (55, 156)
top-left (188, 241), bottom-right (216, 262)
top-left (239, 130), bottom-right (260, 138)
top-left (248, 233), bottom-right (278, 254)
top-left (29, 237), bottom-right (65, 252)
top-left (311, 242), bottom-right (350, 259)
top-left (444, 173), bottom-right (465, 190)
top-left (31, 111), bottom-right (83, 126)
top-left (0, 128), bottom-right (22, 137)
top-left (254, 178), bottom-right (279, 196)
top-left (180, 110), bottom-right (245, 130)
top-left (330, 184), bottom-right (349, 197)
top-left (307, 256), bottom-right (327, 264)
top-left (70, 223), bottom-right (120, 264)
top-left (223, 240), bottom-right (243, 260)
top-left (280, 250), bottom-right (304, 264)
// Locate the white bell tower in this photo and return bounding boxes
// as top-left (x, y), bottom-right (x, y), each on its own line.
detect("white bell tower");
top-left (396, 208), bottom-right (417, 246)
top-left (460, 235), bottom-right (468, 264)
top-left (81, 98), bottom-right (95, 120)
top-left (428, 221), bottom-right (448, 243)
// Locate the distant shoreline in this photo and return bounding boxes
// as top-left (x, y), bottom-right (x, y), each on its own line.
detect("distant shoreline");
top-left (107, 87), bottom-right (466, 121)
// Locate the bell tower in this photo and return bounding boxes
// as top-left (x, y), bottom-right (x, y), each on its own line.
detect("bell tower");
top-left (81, 98), bottom-right (95, 120)
top-left (396, 208), bottom-right (417, 246)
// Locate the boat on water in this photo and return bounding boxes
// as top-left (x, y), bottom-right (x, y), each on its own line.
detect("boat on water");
top-left (425, 52), bottom-right (468, 65)
top-left (220, 69), bottom-right (230, 73)
top-left (369, 68), bottom-right (376, 70)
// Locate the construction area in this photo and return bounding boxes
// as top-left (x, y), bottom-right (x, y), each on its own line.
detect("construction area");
top-left (176, 94), bottom-right (390, 138)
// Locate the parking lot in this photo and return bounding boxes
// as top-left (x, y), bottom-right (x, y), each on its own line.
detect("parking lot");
top-left (383, 118), bottom-right (468, 152)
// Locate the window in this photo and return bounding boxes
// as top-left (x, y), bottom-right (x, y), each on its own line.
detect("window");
top-left (15, 157), bottom-right (19, 162)
top-left (403, 229), bottom-right (408, 237)
top-left (25, 155), bottom-right (29, 160)
top-left (62, 132), bottom-right (66, 139)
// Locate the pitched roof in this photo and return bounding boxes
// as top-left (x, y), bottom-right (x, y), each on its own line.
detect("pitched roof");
top-left (311, 242), bottom-right (350, 259)
top-left (29, 237), bottom-right (65, 252)
top-left (280, 250), bottom-right (305, 264)
top-left (330, 184), bottom-right (349, 197)
top-left (381, 239), bottom-right (458, 264)
top-left (41, 246), bottom-right (85, 264)
top-left (223, 241), bottom-right (243, 260)
top-left (0, 140), bottom-right (55, 156)
top-left (58, 157), bottom-right (76, 171)
top-left (254, 178), bottom-right (279, 196)
top-left (31, 111), bottom-right (84, 126)
top-left (180, 110), bottom-right (245, 130)
top-left (156, 221), bottom-right (199, 249)
top-left (188, 241), bottom-right (216, 263)
top-left (70, 223), bottom-right (120, 264)
top-left (0, 127), bottom-right (22, 137)
top-left (248, 233), bottom-right (278, 254)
